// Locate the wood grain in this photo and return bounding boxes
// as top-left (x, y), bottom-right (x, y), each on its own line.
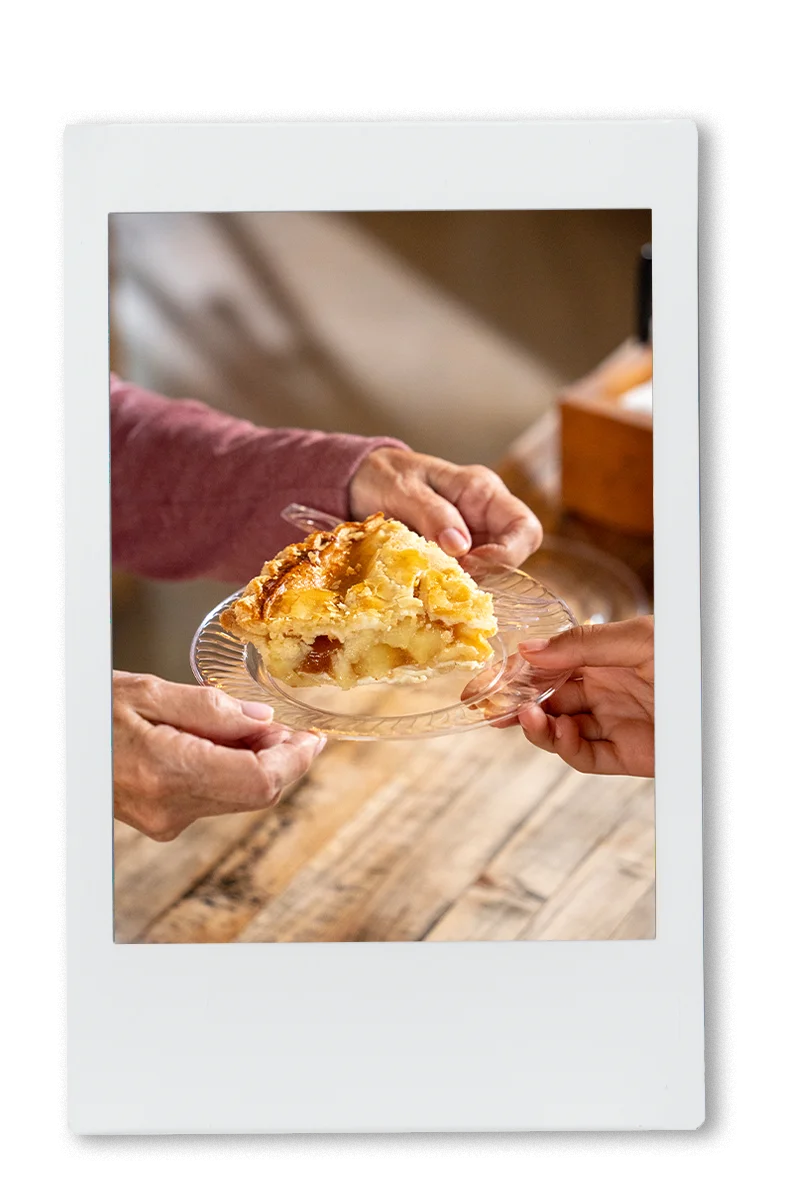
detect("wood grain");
top-left (236, 728), bottom-right (566, 943)
top-left (425, 778), bottom-right (653, 942)
top-left (139, 736), bottom-right (409, 943)
top-left (426, 883), bottom-right (543, 942)
top-left (611, 881), bottom-right (656, 940)
top-left (113, 819), bottom-right (142, 865)
top-left (121, 730), bottom-right (655, 945)
top-left (113, 810), bottom-right (266, 943)
top-left (481, 770), bottom-right (647, 901)
top-left (119, 750), bottom-right (656, 944)
top-left (522, 785), bottom-right (655, 940)
top-left (559, 398), bottom-right (653, 535)
top-left (558, 339), bottom-right (654, 535)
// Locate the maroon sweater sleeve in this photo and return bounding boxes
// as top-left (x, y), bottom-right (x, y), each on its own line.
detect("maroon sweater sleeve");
top-left (110, 376), bottom-right (408, 583)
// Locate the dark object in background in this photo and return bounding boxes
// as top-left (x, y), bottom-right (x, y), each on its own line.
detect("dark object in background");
top-left (637, 243), bottom-right (652, 345)
top-left (557, 243), bottom-right (654, 536)
top-left (497, 241), bottom-right (656, 598)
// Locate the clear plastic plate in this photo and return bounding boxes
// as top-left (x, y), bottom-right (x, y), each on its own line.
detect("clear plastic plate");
top-left (190, 504), bottom-right (578, 740)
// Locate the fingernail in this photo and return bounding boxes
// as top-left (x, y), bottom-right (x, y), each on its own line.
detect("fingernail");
top-left (240, 700), bottom-right (274, 720)
top-left (519, 638), bottom-right (551, 653)
top-left (438, 527), bottom-right (471, 555)
top-left (316, 735), bottom-right (328, 751)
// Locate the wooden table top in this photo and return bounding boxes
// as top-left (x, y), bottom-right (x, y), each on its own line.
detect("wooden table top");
top-left (114, 704), bottom-right (655, 945)
top-left (113, 409), bottom-right (655, 945)
top-left (113, 409), bottom-right (655, 946)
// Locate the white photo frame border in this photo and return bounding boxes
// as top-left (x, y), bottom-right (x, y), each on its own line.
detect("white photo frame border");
top-left (65, 120), bottom-right (702, 1133)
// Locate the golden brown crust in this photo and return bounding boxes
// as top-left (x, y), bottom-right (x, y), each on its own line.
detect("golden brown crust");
top-left (251, 513), bottom-right (386, 621)
top-left (220, 514), bottom-right (498, 689)
top-left (219, 514), bottom-right (388, 640)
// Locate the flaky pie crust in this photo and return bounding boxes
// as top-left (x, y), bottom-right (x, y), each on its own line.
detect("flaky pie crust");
top-left (221, 514), bottom-right (498, 689)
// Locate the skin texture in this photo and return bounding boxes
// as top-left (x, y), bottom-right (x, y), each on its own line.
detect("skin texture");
top-left (517, 616), bottom-right (655, 777)
top-left (349, 446), bottom-right (543, 567)
top-left (113, 672), bottom-right (325, 841)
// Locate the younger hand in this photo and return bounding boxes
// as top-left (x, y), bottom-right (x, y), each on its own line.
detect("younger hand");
top-left (113, 671), bottom-right (325, 841)
top-left (518, 617), bottom-right (655, 777)
top-left (349, 446), bottom-right (542, 567)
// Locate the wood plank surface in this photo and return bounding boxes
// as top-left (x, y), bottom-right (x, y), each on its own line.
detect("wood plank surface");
top-left (113, 810), bottom-right (266, 943)
top-left (426, 779), bottom-right (654, 942)
top-left (139, 736), bottom-right (411, 943)
top-left (425, 883), bottom-right (544, 942)
top-left (116, 672), bottom-right (656, 945)
top-left (522, 785), bottom-right (654, 940)
top-left (236, 729), bottom-right (566, 943)
top-left (113, 818), bottom-right (142, 864)
top-left (119, 726), bottom-right (655, 945)
top-left (115, 682), bottom-right (410, 940)
top-left (119, 754), bottom-right (656, 945)
top-left (611, 882), bottom-right (656, 940)
top-left (480, 770), bottom-right (647, 901)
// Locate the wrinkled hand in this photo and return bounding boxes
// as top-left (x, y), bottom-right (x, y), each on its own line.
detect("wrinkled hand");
top-left (518, 617), bottom-right (655, 777)
top-left (350, 446), bottom-right (542, 567)
top-left (113, 671), bottom-right (325, 841)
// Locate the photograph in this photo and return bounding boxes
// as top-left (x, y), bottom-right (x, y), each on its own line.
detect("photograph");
top-left (110, 208), bottom-right (655, 945)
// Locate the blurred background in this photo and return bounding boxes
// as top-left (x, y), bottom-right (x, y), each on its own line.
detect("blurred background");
top-left (110, 210), bottom-right (653, 684)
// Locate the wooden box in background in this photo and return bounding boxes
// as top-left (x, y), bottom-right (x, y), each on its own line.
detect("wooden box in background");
top-left (558, 338), bottom-right (653, 536)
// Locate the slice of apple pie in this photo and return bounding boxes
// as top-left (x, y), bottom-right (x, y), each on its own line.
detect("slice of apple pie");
top-left (220, 514), bottom-right (498, 689)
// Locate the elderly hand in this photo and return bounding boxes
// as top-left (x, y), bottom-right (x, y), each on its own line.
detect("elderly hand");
top-left (113, 671), bottom-right (325, 841)
top-left (349, 446), bottom-right (542, 567)
top-left (517, 617), bottom-right (655, 777)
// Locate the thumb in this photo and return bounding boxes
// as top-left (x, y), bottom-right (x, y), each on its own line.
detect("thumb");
top-left (519, 618), bottom-right (653, 669)
top-left (138, 679), bottom-right (274, 741)
top-left (394, 477), bottom-right (472, 557)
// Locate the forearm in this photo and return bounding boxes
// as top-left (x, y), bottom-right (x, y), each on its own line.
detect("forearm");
top-left (111, 376), bottom-right (407, 582)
